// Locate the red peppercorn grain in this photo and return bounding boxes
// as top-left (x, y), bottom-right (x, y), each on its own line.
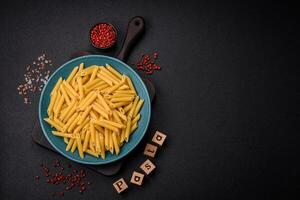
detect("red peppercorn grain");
top-left (90, 23), bottom-right (117, 49)
top-left (134, 52), bottom-right (161, 74)
top-left (35, 160), bottom-right (92, 196)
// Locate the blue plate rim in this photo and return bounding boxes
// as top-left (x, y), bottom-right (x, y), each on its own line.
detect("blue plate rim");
top-left (38, 54), bottom-right (151, 165)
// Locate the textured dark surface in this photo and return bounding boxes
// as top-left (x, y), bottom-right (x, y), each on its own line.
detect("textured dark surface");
top-left (0, 0), bottom-right (299, 200)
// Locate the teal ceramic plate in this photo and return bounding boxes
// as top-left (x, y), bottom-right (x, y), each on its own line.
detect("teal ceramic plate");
top-left (39, 55), bottom-right (151, 165)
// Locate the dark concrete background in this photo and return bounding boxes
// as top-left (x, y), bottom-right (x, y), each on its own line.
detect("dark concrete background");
top-left (0, 0), bottom-right (299, 199)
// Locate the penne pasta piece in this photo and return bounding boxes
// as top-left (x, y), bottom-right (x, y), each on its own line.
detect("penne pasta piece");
top-left (79, 63), bottom-right (84, 71)
top-left (80, 92), bottom-right (97, 110)
top-left (85, 149), bottom-right (99, 158)
top-left (99, 133), bottom-right (105, 159)
top-left (94, 124), bottom-right (104, 133)
top-left (64, 137), bottom-right (69, 144)
top-left (109, 132), bottom-right (114, 154)
top-left (66, 66), bottom-right (79, 83)
top-left (44, 118), bottom-right (63, 131)
top-left (92, 120), bottom-right (120, 132)
top-left (106, 64), bottom-right (122, 79)
top-left (104, 128), bottom-right (109, 150)
top-left (111, 101), bottom-right (131, 109)
top-left (77, 76), bottom-right (84, 99)
top-left (105, 76), bottom-right (126, 94)
top-left (76, 133), bottom-right (84, 159)
top-left (112, 132), bottom-right (120, 155)
top-left (83, 78), bottom-right (102, 89)
top-left (131, 113), bottom-right (141, 125)
top-left (112, 110), bottom-right (122, 123)
top-left (52, 131), bottom-right (76, 138)
top-left (74, 117), bottom-right (89, 134)
top-left (60, 84), bottom-right (71, 105)
top-left (125, 76), bottom-right (136, 94)
top-left (67, 114), bottom-right (81, 133)
top-left (101, 66), bottom-right (120, 83)
top-left (66, 138), bottom-right (74, 151)
top-left (115, 90), bottom-right (136, 94)
top-left (77, 106), bottom-right (92, 125)
top-left (53, 117), bottom-right (65, 128)
top-left (54, 92), bottom-right (65, 117)
top-left (63, 112), bottom-right (79, 132)
top-left (61, 100), bottom-right (76, 123)
top-left (82, 130), bottom-right (91, 152)
top-left (52, 77), bottom-right (62, 95)
top-left (47, 91), bottom-right (57, 117)
top-left (96, 73), bottom-right (113, 86)
top-left (130, 122), bottom-right (138, 134)
top-left (129, 96), bottom-right (140, 118)
top-left (134, 99), bottom-right (144, 117)
top-left (92, 104), bottom-right (109, 119)
top-left (97, 93), bottom-right (111, 112)
top-left (90, 123), bottom-right (96, 150)
top-left (120, 128), bottom-right (125, 144)
top-left (124, 117), bottom-right (132, 142)
top-left (71, 138), bottom-right (77, 153)
top-left (95, 132), bottom-right (100, 153)
top-left (53, 92), bottom-right (62, 115)
top-left (98, 119), bottom-right (125, 129)
top-left (89, 67), bottom-right (98, 83)
top-left (117, 85), bottom-right (130, 90)
top-left (63, 81), bottom-right (78, 99)
top-left (89, 110), bottom-right (98, 120)
top-left (110, 96), bottom-right (135, 103)
top-left (124, 102), bottom-right (133, 113)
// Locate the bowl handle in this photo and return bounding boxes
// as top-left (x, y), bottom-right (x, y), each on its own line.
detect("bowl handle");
top-left (117, 16), bottom-right (145, 61)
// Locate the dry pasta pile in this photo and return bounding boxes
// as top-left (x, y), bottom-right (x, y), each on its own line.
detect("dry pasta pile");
top-left (44, 63), bottom-right (144, 159)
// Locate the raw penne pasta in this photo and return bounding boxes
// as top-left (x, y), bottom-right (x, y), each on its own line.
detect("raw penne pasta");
top-left (82, 130), bottom-right (91, 152)
top-left (45, 63), bottom-right (144, 160)
top-left (125, 76), bottom-right (136, 94)
top-left (64, 137), bottom-right (69, 144)
top-left (52, 77), bottom-right (62, 95)
top-left (60, 84), bottom-right (71, 105)
top-left (98, 119), bottom-right (125, 129)
top-left (101, 67), bottom-right (120, 83)
top-left (95, 132), bottom-right (101, 153)
top-left (112, 132), bottom-right (120, 155)
top-left (47, 90), bottom-right (57, 117)
top-left (106, 64), bottom-right (122, 79)
top-left (99, 133), bottom-right (105, 159)
top-left (66, 66), bottom-right (79, 83)
top-left (92, 120), bottom-right (120, 133)
top-left (134, 99), bottom-right (144, 117)
top-left (76, 134), bottom-right (84, 159)
top-left (77, 76), bottom-right (84, 99)
top-left (52, 131), bottom-right (76, 138)
top-left (86, 149), bottom-right (99, 158)
top-left (44, 118), bottom-right (63, 131)
top-left (96, 73), bottom-right (113, 86)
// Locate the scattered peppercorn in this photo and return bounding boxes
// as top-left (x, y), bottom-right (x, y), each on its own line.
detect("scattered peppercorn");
top-left (90, 23), bottom-right (117, 49)
top-left (134, 52), bottom-right (161, 74)
top-left (35, 160), bottom-right (91, 196)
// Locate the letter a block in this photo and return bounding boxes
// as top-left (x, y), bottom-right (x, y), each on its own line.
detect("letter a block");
top-left (113, 178), bottom-right (128, 193)
top-left (152, 131), bottom-right (167, 146)
top-left (130, 171), bottom-right (145, 186)
top-left (143, 143), bottom-right (158, 158)
top-left (140, 159), bottom-right (156, 175)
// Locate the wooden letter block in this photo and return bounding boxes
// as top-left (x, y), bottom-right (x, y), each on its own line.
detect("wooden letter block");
top-left (143, 143), bottom-right (158, 158)
top-left (130, 171), bottom-right (145, 186)
top-left (152, 131), bottom-right (167, 146)
top-left (140, 159), bottom-right (156, 175)
top-left (113, 178), bottom-right (128, 193)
